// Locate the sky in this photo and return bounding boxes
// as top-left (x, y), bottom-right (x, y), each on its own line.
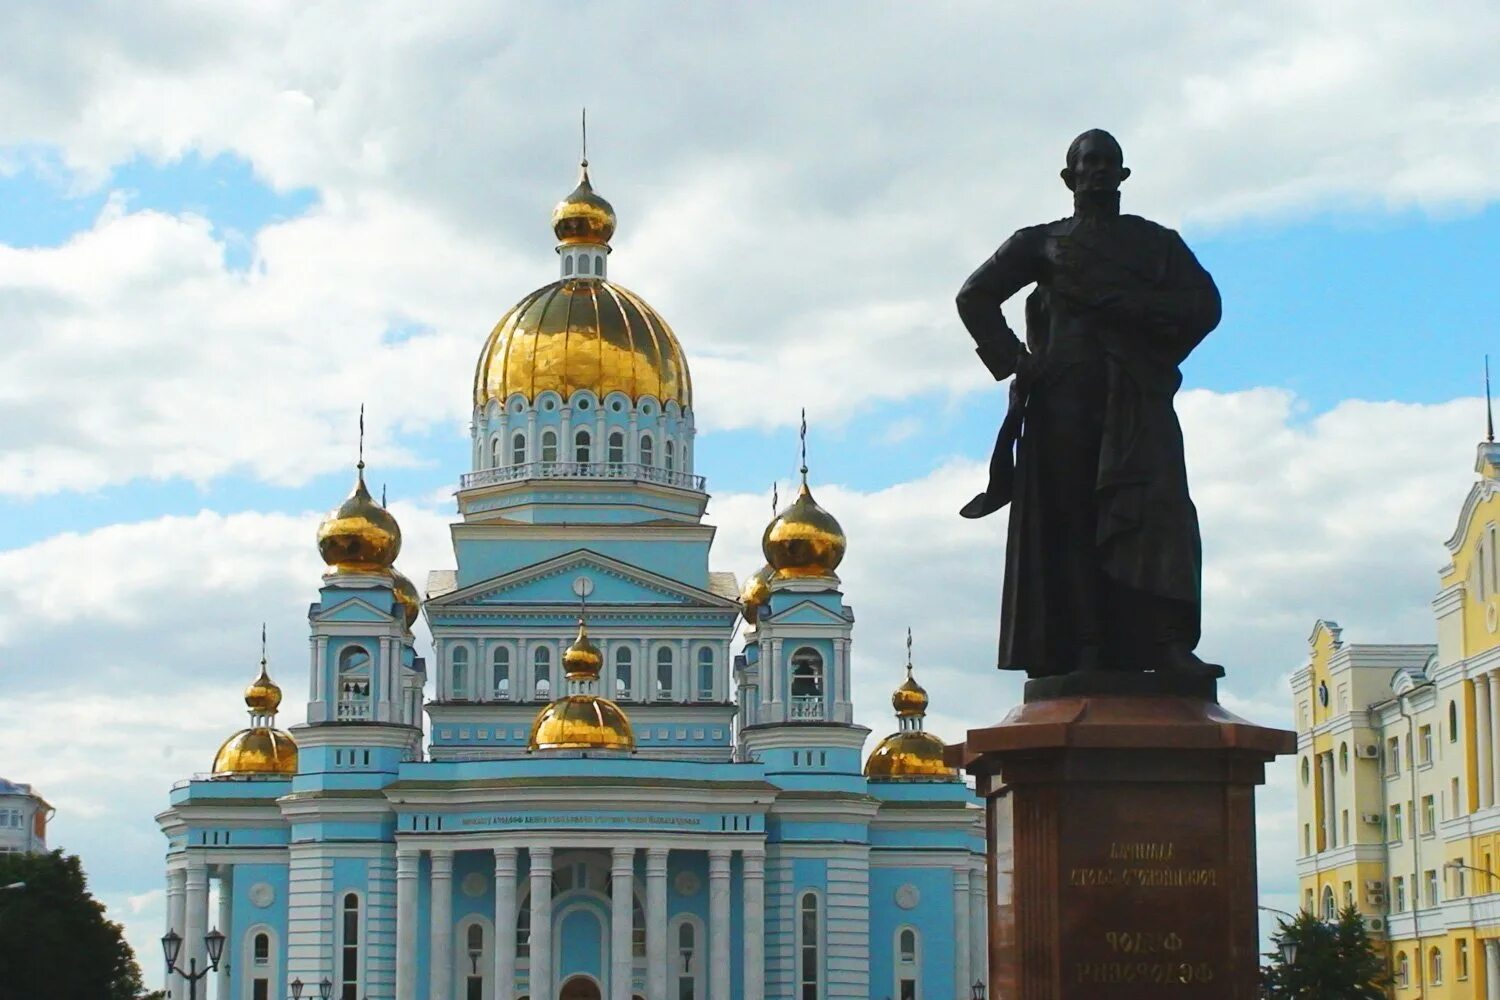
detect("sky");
top-left (2, 0), bottom-right (1500, 981)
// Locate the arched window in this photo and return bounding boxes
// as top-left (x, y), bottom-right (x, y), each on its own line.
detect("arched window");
top-left (493, 646), bottom-right (511, 701)
top-left (534, 646), bottom-right (552, 699)
top-left (489, 436), bottom-right (501, 468)
top-left (1321, 885), bottom-right (1336, 921)
top-left (640, 434), bottom-right (655, 467)
top-left (697, 647), bottom-right (715, 700)
top-left (665, 439), bottom-right (675, 473)
top-left (615, 647), bottom-right (633, 699)
top-left (1451, 700), bottom-right (1460, 742)
top-left (674, 918), bottom-right (702, 999)
top-left (541, 428), bottom-right (558, 464)
top-left (511, 431), bottom-right (527, 466)
top-left (798, 892), bottom-right (821, 1000)
top-left (575, 428), bottom-right (592, 464)
top-left (340, 893), bottom-right (360, 1000)
top-left (1396, 952), bottom-right (1410, 988)
top-left (253, 932), bottom-right (269, 965)
top-left (564, 256), bottom-right (574, 276)
top-left (656, 646), bottom-right (674, 701)
top-left (791, 648), bottom-right (824, 698)
top-left (450, 646), bottom-right (470, 701)
top-left (895, 927), bottom-right (919, 1000)
top-left (608, 431), bottom-right (626, 466)
top-left (594, 254), bottom-right (603, 274)
top-left (1431, 946), bottom-right (1443, 984)
top-left (579, 254), bottom-right (591, 275)
top-left (464, 923), bottom-right (486, 998)
top-left (1338, 742), bottom-right (1348, 773)
top-left (337, 646), bottom-right (372, 720)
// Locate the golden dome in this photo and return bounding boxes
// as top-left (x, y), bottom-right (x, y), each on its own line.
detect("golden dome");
top-left (244, 663), bottom-right (283, 715)
top-left (317, 464), bottom-right (402, 574)
top-left (391, 568), bottom-right (420, 630)
top-left (528, 695), bottom-right (635, 751)
top-left (552, 163), bottom-right (617, 247)
top-left (762, 481), bottom-right (846, 579)
top-left (563, 619), bottom-right (603, 679)
top-left (864, 731), bottom-right (954, 780)
top-left (213, 727), bottom-right (298, 776)
top-left (473, 278), bottom-right (692, 409)
top-left (740, 564), bottom-right (774, 623)
top-left (893, 667), bottom-right (929, 718)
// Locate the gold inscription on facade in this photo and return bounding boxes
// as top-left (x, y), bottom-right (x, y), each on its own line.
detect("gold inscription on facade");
top-left (1108, 842), bottom-right (1175, 861)
top-left (1067, 867), bottom-right (1217, 888)
top-left (1074, 962), bottom-right (1215, 985)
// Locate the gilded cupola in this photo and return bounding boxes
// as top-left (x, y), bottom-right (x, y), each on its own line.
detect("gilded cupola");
top-left (740, 564), bottom-right (774, 624)
top-left (390, 567), bottom-right (420, 630)
top-left (528, 617), bottom-right (635, 752)
top-left (552, 161), bottom-right (617, 248)
top-left (213, 631), bottom-right (298, 777)
top-left (316, 459), bottom-right (402, 574)
top-left (865, 630), bottom-right (955, 781)
top-left (762, 413), bottom-right (846, 580)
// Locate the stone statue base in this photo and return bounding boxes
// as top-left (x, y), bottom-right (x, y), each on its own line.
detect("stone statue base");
top-left (954, 686), bottom-right (1293, 999)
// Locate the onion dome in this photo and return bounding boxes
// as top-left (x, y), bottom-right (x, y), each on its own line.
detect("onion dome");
top-left (864, 731), bottom-right (953, 780)
top-left (892, 666), bottom-right (929, 718)
top-left (529, 618), bottom-right (634, 752)
top-left (213, 649), bottom-right (297, 777)
top-left (243, 662), bottom-right (283, 715)
top-left (562, 618), bottom-right (604, 679)
top-left (740, 564), bottom-right (774, 623)
top-left (317, 463), bottom-right (402, 574)
top-left (762, 480), bottom-right (846, 579)
top-left (551, 162), bottom-right (617, 247)
top-left (391, 568), bottom-right (420, 630)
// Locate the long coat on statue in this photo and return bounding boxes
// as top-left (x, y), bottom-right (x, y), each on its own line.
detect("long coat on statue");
top-left (958, 213), bottom-right (1221, 675)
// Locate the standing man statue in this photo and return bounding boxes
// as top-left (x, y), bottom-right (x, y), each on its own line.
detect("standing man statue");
top-left (956, 129), bottom-right (1222, 680)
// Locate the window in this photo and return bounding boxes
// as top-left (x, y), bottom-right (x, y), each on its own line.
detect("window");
top-left (640, 434), bottom-right (654, 467)
top-left (489, 436), bottom-right (501, 468)
top-left (253, 981), bottom-right (269, 1000)
top-left (575, 428), bottom-right (592, 464)
top-left (1321, 886), bottom-right (1336, 921)
top-left (1341, 810), bottom-right (1349, 846)
top-left (633, 893), bottom-right (646, 957)
top-left (340, 893), bottom-right (359, 1000)
top-left (656, 647), bottom-right (675, 701)
top-left (1300, 758), bottom-right (1310, 785)
top-left (579, 254), bottom-right (591, 275)
top-left (674, 919), bottom-right (700, 1000)
top-left (1451, 700), bottom-right (1460, 742)
top-left (465, 924), bottom-right (485, 1000)
top-left (1425, 868), bottom-right (1439, 907)
top-left (1303, 824), bottom-right (1311, 856)
top-left (512, 432), bottom-right (527, 465)
top-left (1454, 777), bottom-right (1463, 818)
top-left (1423, 795), bottom-right (1436, 835)
top-left (534, 646), bottom-right (552, 699)
top-left (450, 646), bottom-right (470, 700)
top-left (541, 429), bottom-right (558, 464)
top-left (608, 431), bottom-right (625, 465)
top-left (1459, 938), bottom-right (1470, 979)
top-left (798, 892), bottom-right (821, 1000)
top-left (1420, 725), bottom-right (1433, 764)
top-left (564, 255), bottom-right (574, 276)
top-left (493, 646), bottom-right (511, 700)
top-left (665, 439), bottom-right (675, 473)
top-left (337, 646), bottom-right (372, 720)
top-left (1396, 952), bottom-right (1409, 988)
top-left (1318, 681), bottom-right (1329, 707)
top-left (697, 647), bottom-right (715, 700)
top-left (790, 648), bottom-right (824, 698)
top-left (615, 647), bottom-right (633, 699)
top-left (1393, 876), bottom-right (1407, 912)
top-left (895, 927), bottom-right (919, 1000)
top-left (1389, 804), bottom-right (1403, 842)
top-left (1453, 859), bottom-right (1467, 897)
top-left (517, 893), bottom-right (531, 958)
top-left (1430, 946), bottom-right (1443, 985)
top-left (1339, 742), bottom-right (1349, 773)
top-left (1342, 880), bottom-right (1353, 908)
top-left (1387, 737), bottom-right (1401, 775)
top-left (594, 254), bottom-right (603, 274)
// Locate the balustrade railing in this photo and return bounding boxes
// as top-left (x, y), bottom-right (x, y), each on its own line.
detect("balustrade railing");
top-left (460, 461), bottom-right (705, 492)
top-left (789, 696), bottom-right (826, 721)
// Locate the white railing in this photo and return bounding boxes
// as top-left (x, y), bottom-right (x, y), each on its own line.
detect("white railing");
top-left (789, 697), bottom-right (826, 721)
top-left (461, 461), bottom-right (705, 492)
top-left (337, 700), bottom-right (371, 721)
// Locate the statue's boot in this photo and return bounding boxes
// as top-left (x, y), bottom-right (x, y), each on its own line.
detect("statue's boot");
top-left (1158, 643), bottom-right (1225, 679)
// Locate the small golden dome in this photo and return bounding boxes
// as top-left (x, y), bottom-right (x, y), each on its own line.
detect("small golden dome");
top-left (563, 619), bottom-right (603, 680)
top-left (528, 695), bottom-right (635, 751)
top-left (762, 481), bottom-right (846, 579)
top-left (213, 727), bottom-right (298, 776)
top-left (552, 163), bottom-right (617, 247)
top-left (893, 667), bottom-right (929, 718)
top-left (740, 564), bottom-right (774, 623)
top-left (244, 663), bottom-right (283, 715)
top-left (317, 465), bottom-right (402, 573)
top-left (391, 568), bottom-right (420, 630)
top-left (864, 731), bottom-right (954, 780)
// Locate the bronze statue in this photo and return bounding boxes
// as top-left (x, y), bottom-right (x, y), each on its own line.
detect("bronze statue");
top-left (956, 129), bottom-right (1222, 680)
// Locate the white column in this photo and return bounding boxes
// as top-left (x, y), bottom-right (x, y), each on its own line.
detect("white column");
top-left (1490, 671), bottom-right (1500, 808)
top-left (953, 867), bottom-right (971, 1000)
top-left (968, 866), bottom-right (985, 991)
top-left (709, 850), bottom-right (732, 1000)
top-left (646, 848), bottom-right (669, 1000)
top-left (1480, 675), bottom-right (1495, 810)
top-left (430, 848), bottom-right (455, 1000)
top-left (611, 847), bottom-right (635, 1000)
top-left (742, 850), bottom-right (765, 1000)
top-left (166, 868), bottom-right (186, 997)
top-left (495, 847), bottom-right (519, 1000)
top-left (396, 848), bottom-right (420, 1000)
top-left (1487, 939), bottom-right (1500, 1000)
top-left (216, 868), bottom-right (233, 1000)
top-left (530, 846), bottom-right (555, 1000)
top-left (1320, 753), bottom-right (1337, 849)
top-left (184, 861), bottom-right (210, 988)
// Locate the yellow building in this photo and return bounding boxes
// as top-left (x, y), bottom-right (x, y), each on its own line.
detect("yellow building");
top-left (1296, 439), bottom-right (1500, 997)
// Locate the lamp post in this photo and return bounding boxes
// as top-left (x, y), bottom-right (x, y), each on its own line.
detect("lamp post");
top-left (971, 980), bottom-right (987, 999)
top-left (287, 977), bottom-right (333, 1000)
top-left (162, 928), bottom-right (226, 1000)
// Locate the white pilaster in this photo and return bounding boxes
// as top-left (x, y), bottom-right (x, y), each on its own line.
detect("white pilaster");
top-left (742, 850), bottom-right (765, 1000)
top-left (953, 867), bottom-right (971, 1000)
top-left (430, 848), bottom-right (454, 1000)
top-left (530, 846), bottom-right (554, 1000)
top-left (495, 847), bottom-right (519, 1000)
top-left (166, 868), bottom-right (186, 997)
top-left (183, 861), bottom-right (210, 989)
top-left (709, 850), bottom-right (732, 1000)
top-left (1490, 671), bottom-right (1500, 808)
top-left (216, 868), bottom-right (233, 1000)
top-left (1487, 939), bottom-right (1500, 1000)
top-left (396, 848), bottom-right (420, 1000)
top-left (611, 847), bottom-right (635, 1000)
top-left (1319, 752), bottom-right (1337, 849)
top-left (1481, 676), bottom-right (1494, 811)
top-left (646, 848), bottom-right (669, 1000)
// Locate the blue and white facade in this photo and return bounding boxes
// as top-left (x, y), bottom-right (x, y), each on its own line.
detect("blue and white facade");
top-left (0, 777), bottom-right (51, 856)
top-left (157, 164), bottom-right (985, 1000)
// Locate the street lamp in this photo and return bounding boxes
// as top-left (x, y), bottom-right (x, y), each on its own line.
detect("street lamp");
top-left (286, 979), bottom-right (332, 1000)
top-left (1280, 939), bottom-right (1299, 967)
top-left (971, 981), bottom-right (987, 1000)
top-left (162, 928), bottom-right (227, 1000)
top-left (0, 882), bottom-right (24, 891)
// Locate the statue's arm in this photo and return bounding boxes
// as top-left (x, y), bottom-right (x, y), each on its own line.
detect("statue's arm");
top-left (1119, 232), bottom-right (1221, 357)
top-left (956, 228), bottom-right (1044, 381)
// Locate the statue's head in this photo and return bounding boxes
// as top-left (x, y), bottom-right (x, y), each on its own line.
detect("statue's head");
top-left (1062, 129), bottom-right (1130, 193)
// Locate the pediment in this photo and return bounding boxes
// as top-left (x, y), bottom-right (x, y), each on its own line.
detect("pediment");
top-left (429, 549), bottom-right (740, 610)
top-left (314, 596), bottom-right (393, 623)
top-left (766, 599), bottom-right (850, 626)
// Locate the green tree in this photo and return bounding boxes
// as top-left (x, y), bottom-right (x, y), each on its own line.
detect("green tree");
top-left (1261, 904), bottom-right (1390, 999)
top-left (0, 849), bottom-right (156, 1000)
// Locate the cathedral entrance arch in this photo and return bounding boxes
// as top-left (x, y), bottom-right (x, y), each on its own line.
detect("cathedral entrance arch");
top-left (559, 974), bottom-right (601, 1000)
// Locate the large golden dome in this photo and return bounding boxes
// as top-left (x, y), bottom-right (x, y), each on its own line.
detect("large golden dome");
top-left (391, 568), bottom-right (420, 630)
top-left (740, 564), bottom-right (774, 623)
top-left (763, 481), bottom-right (846, 579)
top-left (552, 164), bottom-right (616, 247)
top-left (317, 464), bottom-right (402, 574)
top-left (529, 696), bottom-right (635, 751)
top-left (213, 727), bottom-right (299, 776)
top-left (864, 731), bottom-right (954, 780)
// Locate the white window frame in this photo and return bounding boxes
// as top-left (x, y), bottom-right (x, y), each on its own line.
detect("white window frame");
top-left (338, 890), bottom-right (364, 1000)
top-left (670, 913), bottom-right (705, 1000)
top-left (456, 914), bottom-right (494, 1000)
top-left (241, 925), bottom-right (278, 1000)
top-left (796, 890), bottom-right (823, 1000)
top-left (894, 925), bottom-right (920, 1000)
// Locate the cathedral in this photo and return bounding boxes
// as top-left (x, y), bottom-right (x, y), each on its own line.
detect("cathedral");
top-left (157, 158), bottom-right (985, 1000)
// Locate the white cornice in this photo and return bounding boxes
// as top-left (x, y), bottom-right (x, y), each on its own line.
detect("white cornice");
top-left (1446, 479), bottom-right (1495, 553)
top-left (427, 547), bottom-right (738, 612)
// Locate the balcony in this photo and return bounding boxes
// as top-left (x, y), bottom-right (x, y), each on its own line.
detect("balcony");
top-left (790, 696), bottom-right (826, 721)
top-left (337, 700), bottom-right (372, 721)
top-left (461, 461), bottom-right (705, 492)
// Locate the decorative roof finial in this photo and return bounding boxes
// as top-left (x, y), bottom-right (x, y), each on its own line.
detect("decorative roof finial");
top-left (260, 622), bottom-right (268, 668)
top-left (581, 107), bottom-right (589, 170)
top-left (357, 404), bottom-right (366, 471)
top-left (1487, 356), bottom-right (1494, 444)
top-left (381, 483), bottom-right (387, 509)
top-left (906, 627), bottom-right (913, 674)
top-left (799, 407), bottom-right (808, 484)
top-left (772, 481), bottom-right (779, 516)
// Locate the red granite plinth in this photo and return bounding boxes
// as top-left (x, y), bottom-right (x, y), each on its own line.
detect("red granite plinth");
top-left (956, 689), bottom-right (1294, 1000)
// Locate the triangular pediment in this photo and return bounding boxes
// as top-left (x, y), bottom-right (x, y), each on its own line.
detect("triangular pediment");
top-left (429, 549), bottom-right (741, 610)
top-left (314, 596), bottom-right (393, 623)
top-left (766, 599), bottom-right (850, 626)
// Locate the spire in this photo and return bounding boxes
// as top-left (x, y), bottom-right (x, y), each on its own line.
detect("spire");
top-left (1487, 356), bottom-right (1494, 444)
top-left (798, 408), bottom-right (809, 486)
top-left (892, 627), bottom-right (929, 729)
top-left (358, 404), bottom-right (365, 472)
top-left (905, 626), bottom-right (913, 676)
top-left (581, 107), bottom-right (589, 171)
top-left (260, 622), bottom-right (267, 669)
top-left (772, 481), bottom-right (779, 516)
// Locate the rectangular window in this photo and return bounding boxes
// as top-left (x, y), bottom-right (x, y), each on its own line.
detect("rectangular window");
top-left (253, 981), bottom-right (269, 1000)
top-left (1460, 939), bottom-right (1471, 979)
top-left (900, 980), bottom-right (916, 1000)
top-left (1341, 809), bottom-right (1349, 845)
top-left (1423, 795), bottom-right (1437, 835)
top-left (467, 978), bottom-right (482, 1000)
top-left (1454, 777), bottom-right (1463, 816)
top-left (1342, 880), bottom-right (1353, 908)
top-left (1388, 737), bottom-right (1401, 775)
top-left (1394, 876), bottom-right (1406, 912)
top-left (1303, 824), bottom-right (1312, 856)
top-left (1390, 805), bottom-right (1403, 842)
top-left (1420, 725), bottom-right (1433, 764)
top-left (1425, 869), bottom-right (1439, 907)
top-left (1453, 859), bottom-right (1467, 897)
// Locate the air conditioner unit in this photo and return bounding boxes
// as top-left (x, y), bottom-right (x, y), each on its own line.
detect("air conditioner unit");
top-left (1354, 743), bottom-right (1381, 759)
top-left (1364, 880), bottom-right (1387, 898)
top-left (1361, 813), bottom-right (1383, 825)
top-left (1364, 915), bottom-right (1386, 934)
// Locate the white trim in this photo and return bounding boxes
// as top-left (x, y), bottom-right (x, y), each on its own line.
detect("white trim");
top-left (794, 888), bottom-right (824, 1000)
top-left (241, 923), bottom-right (279, 1000)
top-left (893, 924), bottom-right (921, 1000)
top-left (456, 912), bottom-right (495, 1000)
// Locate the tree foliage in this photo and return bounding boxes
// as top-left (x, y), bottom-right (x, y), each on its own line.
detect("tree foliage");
top-left (1260, 904), bottom-right (1390, 999)
top-left (0, 849), bottom-right (154, 1000)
